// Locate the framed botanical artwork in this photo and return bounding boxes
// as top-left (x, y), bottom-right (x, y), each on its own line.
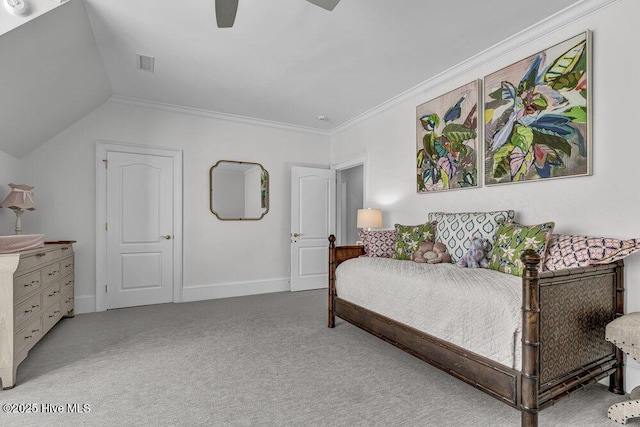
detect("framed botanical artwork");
top-left (484, 31), bottom-right (591, 185)
top-left (416, 80), bottom-right (480, 193)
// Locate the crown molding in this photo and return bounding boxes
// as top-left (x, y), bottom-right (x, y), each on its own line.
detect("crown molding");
top-left (108, 96), bottom-right (330, 137)
top-left (329, 0), bottom-right (620, 137)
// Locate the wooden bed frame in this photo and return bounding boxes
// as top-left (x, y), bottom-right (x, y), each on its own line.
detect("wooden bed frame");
top-left (327, 235), bottom-right (625, 427)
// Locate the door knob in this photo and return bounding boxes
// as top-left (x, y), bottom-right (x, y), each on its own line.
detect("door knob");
top-left (161, 235), bottom-right (172, 240)
top-left (292, 232), bottom-right (303, 237)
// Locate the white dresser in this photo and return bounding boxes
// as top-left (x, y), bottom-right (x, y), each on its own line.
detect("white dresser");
top-left (0, 241), bottom-right (75, 389)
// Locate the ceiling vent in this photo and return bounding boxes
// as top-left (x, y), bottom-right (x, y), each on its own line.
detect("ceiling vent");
top-left (136, 54), bottom-right (155, 73)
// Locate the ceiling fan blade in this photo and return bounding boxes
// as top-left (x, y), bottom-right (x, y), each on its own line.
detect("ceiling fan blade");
top-left (216, 0), bottom-right (239, 28)
top-left (306, 0), bottom-right (340, 12)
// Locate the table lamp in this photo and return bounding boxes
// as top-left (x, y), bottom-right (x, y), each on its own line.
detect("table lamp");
top-left (1, 183), bottom-right (36, 234)
top-left (357, 208), bottom-right (383, 231)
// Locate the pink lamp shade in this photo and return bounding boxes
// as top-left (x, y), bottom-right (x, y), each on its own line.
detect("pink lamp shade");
top-left (0, 184), bottom-right (36, 211)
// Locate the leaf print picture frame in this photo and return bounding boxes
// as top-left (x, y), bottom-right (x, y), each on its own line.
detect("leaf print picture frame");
top-left (416, 80), bottom-right (481, 193)
top-left (484, 31), bottom-right (592, 186)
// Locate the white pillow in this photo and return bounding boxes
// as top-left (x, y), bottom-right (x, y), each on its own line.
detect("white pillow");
top-left (428, 210), bottom-right (515, 262)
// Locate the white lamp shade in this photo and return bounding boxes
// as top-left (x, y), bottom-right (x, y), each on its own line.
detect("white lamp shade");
top-left (357, 208), bottom-right (383, 229)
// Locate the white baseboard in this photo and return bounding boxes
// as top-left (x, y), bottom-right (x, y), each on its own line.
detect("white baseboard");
top-left (599, 356), bottom-right (640, 393)
top-left (74, 295), bottom-right (96, 314)
top-left (626, 358), bottom-right (640, 392)
top-left (182, 277), bottom-right (290, 302)
top-left (73, 278), bottom-right (290, 314)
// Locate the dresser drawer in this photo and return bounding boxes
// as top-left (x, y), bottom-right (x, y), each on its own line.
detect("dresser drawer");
top-left (17, 248), bottom-right (61, 273)
top-left (41, 262), bottom-right (61, 286)
top-left (14, 270), bottom-right (42, 303)
top-left (60, 256), bottom-right (74, 278)
top-left (60, 276), bottom-right (74, 295)
top-left (61, 290), bottom-right (74, 315)
top-left (0, 241), bottom-right (75, 390)
top-left (14, 292), bottom-right (42, 329)
top-left (42, 282), bottom-right (61, 308)
top-left (14, 316), bottom-right (43, 356)
top-left (43, 302), bottom-right (63, 333)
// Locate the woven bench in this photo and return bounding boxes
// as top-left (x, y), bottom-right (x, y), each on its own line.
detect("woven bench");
top-left (606, 313), bottom-right (640, 424)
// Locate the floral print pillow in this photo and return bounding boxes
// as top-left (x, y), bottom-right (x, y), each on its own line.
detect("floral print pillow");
top-left (488, 221), bottom-right (555, 276)
top-left (393, 222), bottom-right (436, 260)
top-left (358, 230), bottom-right (397, 258)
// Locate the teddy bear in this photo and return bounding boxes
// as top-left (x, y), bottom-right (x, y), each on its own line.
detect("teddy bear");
top-left (456, 237), bottom-right (489, 268)
top-left (412, 241), bottom-right (451, 264)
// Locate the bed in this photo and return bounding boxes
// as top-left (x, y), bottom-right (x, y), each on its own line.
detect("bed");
top-left (327, 234), bottom-right (625, 427)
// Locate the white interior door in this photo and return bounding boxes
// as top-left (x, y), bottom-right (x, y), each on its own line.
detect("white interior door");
top-left (105, 151), bottom-right (174, 309)
top-left (291, 166), bottom-right (335, 291)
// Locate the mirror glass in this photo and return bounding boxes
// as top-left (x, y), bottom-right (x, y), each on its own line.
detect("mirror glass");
top-left (210, 160), bottom-right (269, 220)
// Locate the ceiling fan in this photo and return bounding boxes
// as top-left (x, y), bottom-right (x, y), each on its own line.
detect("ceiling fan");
top-left (215, 0), bottom-right (340, 28)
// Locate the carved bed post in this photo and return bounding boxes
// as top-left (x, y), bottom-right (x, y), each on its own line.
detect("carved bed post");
top-left (328, 235), bottom-right (337, 328)
top-left (521, 250), bottom-right (541, 427)
top-left (610, 260), bottom-right (626, 394)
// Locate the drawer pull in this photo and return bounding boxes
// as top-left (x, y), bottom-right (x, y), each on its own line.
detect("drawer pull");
top-left (48, 314), bottom-right (55, 318)
top-left (53, 290), bottom-right (60, 294)
top-left (24, 335), bottom-right (33, 339)
top-left (32, 329), bottom-right (40, 333)
top-left (23, 283), bottom-right (32, 288)
top-left (62, 247), bottom-right (69, 251)
top-left (48, 293), bottom-right (55, 297)
top-left (36, 253), bottom-right (47, 258)
top-left (48, 271), bottom-right (59, 276)
top-left (53, 310), bottom-right (60, 314)
top-left (65, 264), bottom-right (72, 268)
top-left (25, 304), bottom-right (40, 313)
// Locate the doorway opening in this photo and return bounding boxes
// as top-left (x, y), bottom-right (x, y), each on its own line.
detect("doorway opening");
top-left (334, 157), bottom-right (365, 246)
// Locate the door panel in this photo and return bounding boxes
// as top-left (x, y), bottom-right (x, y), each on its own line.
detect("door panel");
top-left (298, 246), bottom-right (327, 276)
top-left (121, 252), bottom-right (161, 290)
top-left (121, 164), bottom-right (161, 242)
top-left (106, 151), bottom-right (174, 309)
top-left (291, 166), bottom-right (335, 292)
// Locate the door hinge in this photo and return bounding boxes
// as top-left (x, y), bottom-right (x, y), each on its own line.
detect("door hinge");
top-left (105, 284), bottom-right (108, 293)
top-left (105, 222), bottom-right (108, 231)
top-left (103, 159), bottom-right (108, 169)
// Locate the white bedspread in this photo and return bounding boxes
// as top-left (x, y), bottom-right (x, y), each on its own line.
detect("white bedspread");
top-left (336, 257), bottom-right (523, 369)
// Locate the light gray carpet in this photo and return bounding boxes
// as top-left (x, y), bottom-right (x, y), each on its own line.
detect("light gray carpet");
top-left (0, 290), bottom-right (635, 426)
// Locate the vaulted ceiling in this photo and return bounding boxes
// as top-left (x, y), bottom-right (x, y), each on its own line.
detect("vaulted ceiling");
top-left (1, 0), bottom-right (581, 158)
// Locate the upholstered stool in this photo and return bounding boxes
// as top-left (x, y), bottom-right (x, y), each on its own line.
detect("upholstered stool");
top-left (606, 313), bottom-right (640, 424)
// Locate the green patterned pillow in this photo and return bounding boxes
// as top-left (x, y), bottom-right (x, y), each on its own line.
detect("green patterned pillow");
top-left (488, 221), bottom-right (555, 276)
top-left (393, 222), bottom-right (436, 260)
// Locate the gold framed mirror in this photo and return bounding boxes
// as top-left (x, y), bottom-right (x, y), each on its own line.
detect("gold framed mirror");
top-left (209, 160), bottom-right (269, 220)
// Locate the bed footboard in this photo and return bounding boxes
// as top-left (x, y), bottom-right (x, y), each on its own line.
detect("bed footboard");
top-left (521, 250), bottom-right (624, 426)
